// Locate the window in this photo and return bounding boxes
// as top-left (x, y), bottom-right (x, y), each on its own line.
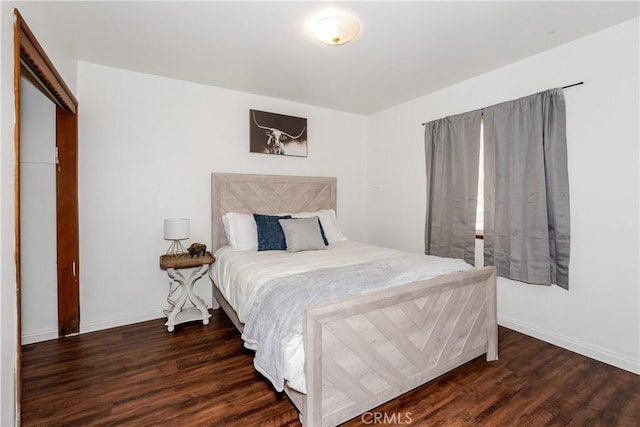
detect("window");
top-left (475, 121), bottom-right (484, 237)
top-left (426, 89), bottom-right (570, 286)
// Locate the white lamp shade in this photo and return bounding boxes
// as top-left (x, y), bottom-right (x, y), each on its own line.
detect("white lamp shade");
top-left (163, 218), bottom-right (190, 240)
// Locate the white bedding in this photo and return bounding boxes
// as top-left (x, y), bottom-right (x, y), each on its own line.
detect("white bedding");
top-left (211, 240), bottom-right (402, 323)
top-left (210, 240), bottom-right (472, 393)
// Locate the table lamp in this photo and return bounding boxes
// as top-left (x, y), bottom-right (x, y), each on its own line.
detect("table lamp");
top-left (164, 218), bottom-right (189, 255)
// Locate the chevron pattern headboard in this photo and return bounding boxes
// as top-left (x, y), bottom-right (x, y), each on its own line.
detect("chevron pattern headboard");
top-left (211, 173), bottom-right (337, 252)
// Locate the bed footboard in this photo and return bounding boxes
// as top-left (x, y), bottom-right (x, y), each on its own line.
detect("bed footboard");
top-left (300, 266), bottom-right (497, 426)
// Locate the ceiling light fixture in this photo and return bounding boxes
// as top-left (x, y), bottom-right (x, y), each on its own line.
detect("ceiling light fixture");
top-left (312, 15), bottom-right (360, 46)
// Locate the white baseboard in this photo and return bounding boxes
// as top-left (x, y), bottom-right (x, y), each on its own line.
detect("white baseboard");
top-left (21, 329), bottom-right (58, 345)
top-left (22, 306), bottom-right (216, 344)
top-left (21, 312), bottom-right (166, 344)
top-left (81, 311), bottom-right (165, 334)
top-left (498, 315), bottom-right (640, 375)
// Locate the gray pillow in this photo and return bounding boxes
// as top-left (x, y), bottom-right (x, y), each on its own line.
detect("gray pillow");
top-left (278, 217), bottom-right (328, 253)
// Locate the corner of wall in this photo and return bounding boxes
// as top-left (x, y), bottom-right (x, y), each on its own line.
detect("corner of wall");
top-left (0, 3), bottom-right (18, 425)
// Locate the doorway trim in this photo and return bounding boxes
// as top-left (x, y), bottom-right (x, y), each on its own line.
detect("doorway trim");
top-left (13, 8), bottom-right (79, 421)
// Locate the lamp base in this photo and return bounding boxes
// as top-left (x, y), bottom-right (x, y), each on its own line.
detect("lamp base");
top-left (166, 240), bottom-right (188, 256)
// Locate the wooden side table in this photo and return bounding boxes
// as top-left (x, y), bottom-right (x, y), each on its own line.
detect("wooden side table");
top-left (159, 252), bottom-right (215, 332)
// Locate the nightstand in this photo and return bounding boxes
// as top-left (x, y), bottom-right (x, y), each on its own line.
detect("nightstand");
top-left (159, 252), bottom-right (215, 332)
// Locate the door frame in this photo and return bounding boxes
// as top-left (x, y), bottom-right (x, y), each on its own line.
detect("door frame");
top-left (13, 8), bottom-right (79, 420)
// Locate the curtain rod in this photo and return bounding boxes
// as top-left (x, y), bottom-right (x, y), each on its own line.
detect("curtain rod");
top-left (421, 82), bottom-right (584, 125)
top-left (561, 81), bottom-right (584, 89)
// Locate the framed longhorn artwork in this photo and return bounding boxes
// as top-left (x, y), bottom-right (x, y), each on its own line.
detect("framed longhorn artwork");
top-left (250, 109), bottom-right (308, 157)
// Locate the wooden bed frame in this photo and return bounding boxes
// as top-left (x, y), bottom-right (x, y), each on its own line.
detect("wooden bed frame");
top-left (210, 173), bottom-right (497, 426)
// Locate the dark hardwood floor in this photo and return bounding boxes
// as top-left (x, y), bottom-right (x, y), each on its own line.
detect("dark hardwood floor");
top-left (22, 310), bottom-right (639, 426)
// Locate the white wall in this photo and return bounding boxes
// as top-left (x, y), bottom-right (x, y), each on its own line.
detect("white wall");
top-left (76, 61), bottom-right (369, 333)
top-left (0, 5), bottom-right (15, 424)
top-left (19, 76), bottom-right (58, 344)
top-left (367, 18), bottom-right (640, 374)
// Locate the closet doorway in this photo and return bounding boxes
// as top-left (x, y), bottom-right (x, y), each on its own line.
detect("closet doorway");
top-left (20, 75), bottom-right (58, 344)
top-left (14, 9), bottom-right (79, 419)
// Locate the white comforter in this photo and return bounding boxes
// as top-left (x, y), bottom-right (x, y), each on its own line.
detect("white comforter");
top-left (210, 240), bottom-right (472, 393)
top-left (212, 240), bottom-right (402, 322)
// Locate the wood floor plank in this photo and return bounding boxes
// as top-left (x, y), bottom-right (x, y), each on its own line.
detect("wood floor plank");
top-left (22, 310), bottom-right (639, 426)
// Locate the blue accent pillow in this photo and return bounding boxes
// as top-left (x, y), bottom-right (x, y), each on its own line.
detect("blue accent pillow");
top-left (253, 214), bottom-right (293, 251)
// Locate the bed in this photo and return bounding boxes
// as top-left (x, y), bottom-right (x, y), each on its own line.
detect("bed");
top-left (210, 172), bottom-right (498, 426)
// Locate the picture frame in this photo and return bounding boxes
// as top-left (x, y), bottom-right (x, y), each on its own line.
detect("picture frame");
top-left (250, 109), bottom-right (308, 157)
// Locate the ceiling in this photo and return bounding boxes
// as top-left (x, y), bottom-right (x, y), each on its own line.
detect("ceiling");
top-left (15, 1), bottom-right (640, 115)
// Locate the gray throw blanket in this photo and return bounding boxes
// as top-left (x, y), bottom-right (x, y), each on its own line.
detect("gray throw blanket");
top-left (241, 253), bottom-right (472, 392)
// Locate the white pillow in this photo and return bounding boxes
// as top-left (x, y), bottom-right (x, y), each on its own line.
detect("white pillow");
top-left (292, 209), bottom-right (346, 243)
top-left (222, 212), bottom-right (258, 250)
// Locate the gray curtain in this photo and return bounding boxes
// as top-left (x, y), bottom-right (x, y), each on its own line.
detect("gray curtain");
top-left (424, 110), bottom-right (481, 265)
top-left (483, 88), bottom-right (570, 288)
